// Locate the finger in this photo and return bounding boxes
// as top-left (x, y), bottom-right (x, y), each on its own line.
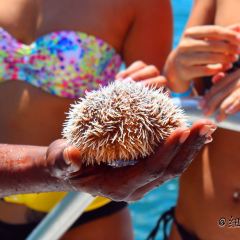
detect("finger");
top-left (138, 76), bottom-right (167, 88)
top-left (127, 120), bottom-right (217, 201)
top-left (142, 127), bottom-right (191, 176)
top-left (126, 65), bottom-right (160, 82)
top-left (116, 61), bottom-right (147, 79)
top-left (212, 72), bottom-right (227, 84)
top-left (181, 52), bottom-right (238, 66)
top-left (202, 70), bottom-right (240, 103)
top-left (216, 94), bottom-right (236, 121)
top-left (63, 146), bottom-right (82, 167)
top-left (202, 74), bottom-right (240, 114)
top-left (165, 120), bottom-right (216, 175)
top-left (52, 146), bottom-right (81, 178)
top-left (96, 128), bottom-right (190, 200)
top-left (226, 98), bottom-right (240, 114)
top-left (207, 63), bottom-right (233, 72)
top-left (184, 62), bottom-right (232, 80)
top-left (180, 39), bottom-right (240, 55)
top-left (100, 127), bottom-right (190, 190)
top-left (185, 25), bottom-right (240, 45)
top-left (229, 24), bottom-right (240, 33)
top-left (217, 89), bottom-right (240, 121)
top-left (46, 140), bottom-right (81, 178)
top-left (46, 139), bottom-right (67, 168)
top-left (68, 121), bottom-right (216, 201)
top-left (66, 128), bottom-right (189, 200)
top-left (187, 65), bottom-right (226, 80)
top-left (203, 83), bottom-right (234, 116)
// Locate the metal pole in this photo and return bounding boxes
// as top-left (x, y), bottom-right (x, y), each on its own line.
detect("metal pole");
top-left (26, 192), bottom-right (95, 240)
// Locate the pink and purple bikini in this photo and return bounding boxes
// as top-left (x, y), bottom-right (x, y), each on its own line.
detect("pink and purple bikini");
top-left (0, 27), bottom-right (122, 98)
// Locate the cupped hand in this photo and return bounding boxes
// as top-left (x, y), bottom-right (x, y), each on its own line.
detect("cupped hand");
top-left (200, 68), bottom-right (240, 121)
top-left (46, 120), bottom-right (216, 201)
top-left (165, 25), bottom-right (240, 92)
top-left (116, 61), bottom-right (167, 88)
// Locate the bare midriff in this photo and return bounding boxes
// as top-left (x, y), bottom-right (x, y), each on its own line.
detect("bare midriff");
top-left (170, 1), bottom-right (240, 239)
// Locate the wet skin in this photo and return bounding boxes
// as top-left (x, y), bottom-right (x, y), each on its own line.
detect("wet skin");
top-left (0, 0), bottom-right (172, 239)
top-left (169, 0), bottom-right (240, 239)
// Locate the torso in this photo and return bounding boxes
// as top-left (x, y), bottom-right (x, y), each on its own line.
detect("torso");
top-left (0, 0), bottom-right (133, 223)
top-left (171, 1), bottom-right (240, 239)
top-left (176, 129), bottom-right (240, 240)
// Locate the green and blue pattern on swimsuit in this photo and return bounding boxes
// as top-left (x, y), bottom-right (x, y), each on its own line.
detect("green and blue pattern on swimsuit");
top-left (0, 28), bottom-right (122, 98)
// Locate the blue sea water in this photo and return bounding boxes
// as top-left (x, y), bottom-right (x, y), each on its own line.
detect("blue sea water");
top-left (129, 1), bottom-right (193, 239)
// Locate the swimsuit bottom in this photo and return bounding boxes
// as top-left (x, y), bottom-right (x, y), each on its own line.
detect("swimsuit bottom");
top-left (0, 201), bottom-right (127, 240)
top-left (146, 207), bottom-right (199, 240)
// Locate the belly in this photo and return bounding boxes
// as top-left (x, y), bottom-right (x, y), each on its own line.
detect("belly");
top-left (176, 128), bottom-right (240, 239)
top-left (0, 81), bottom-right (73, 145)
top-left (0, 81), bottom-right (74, 224)
top-left (176, 2), bottom-right (240, 234)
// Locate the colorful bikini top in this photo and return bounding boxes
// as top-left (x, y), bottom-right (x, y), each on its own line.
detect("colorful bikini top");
top-left (0, 28), bottom-right (122, 98)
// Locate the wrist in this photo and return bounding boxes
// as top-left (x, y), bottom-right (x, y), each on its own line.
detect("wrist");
top-left (167, 77), bottom-right (192, 92)
top-left (164, 53), bottom-right (191, 92)
top-left (170, 83), bottom-right (194, 98)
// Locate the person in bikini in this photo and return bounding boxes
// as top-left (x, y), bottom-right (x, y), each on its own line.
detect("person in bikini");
top-left (0, 0), bottom-right (213, 239)
top-left (160, 0), bottom-right (240, 239)
top-left (0, 0), bottom-right (219, 239)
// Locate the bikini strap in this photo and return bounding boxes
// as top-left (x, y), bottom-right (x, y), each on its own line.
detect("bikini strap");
top-left (146, 207), bottom-right (175, 240)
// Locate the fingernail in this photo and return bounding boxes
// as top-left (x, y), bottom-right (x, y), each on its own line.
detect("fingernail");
top-left (124, 77), bottom-right (134, 82)
top-left (179, 129), bottom-right (190, 143)
top-left (225, 105), bottom-right (234, 114)
top-left (67, 163), bottom-right (80, 173)
top-left (216, 113), bottom-right (227, 122)
top-left (234, 54), bottom-right (239, 61)
top-left (226, 63), bottom-right (233, 70)
top-left (200, 125), bottom-right (217, 137)
top-left (63, 148), bottom-right (71, 165)
top-left (204, 136), bottom-right (213, 144)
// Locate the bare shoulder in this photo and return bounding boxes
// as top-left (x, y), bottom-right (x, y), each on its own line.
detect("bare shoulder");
top-left (121, 0), bottom-right (173, 69)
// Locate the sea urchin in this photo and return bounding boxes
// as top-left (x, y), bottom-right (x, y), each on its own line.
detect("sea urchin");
top-left (62, 80), bottom-right (186, 166)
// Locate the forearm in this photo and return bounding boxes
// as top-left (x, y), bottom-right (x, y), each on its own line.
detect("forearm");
top-left (0, 144), bottom-right (70, 197)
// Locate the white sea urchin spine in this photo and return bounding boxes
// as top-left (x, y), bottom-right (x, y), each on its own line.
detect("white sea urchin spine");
top-left (63, 80), bottom-right (186, 166)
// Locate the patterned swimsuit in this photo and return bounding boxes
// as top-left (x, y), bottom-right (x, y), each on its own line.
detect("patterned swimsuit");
top-left (0, 27), bottom-right (122, 98)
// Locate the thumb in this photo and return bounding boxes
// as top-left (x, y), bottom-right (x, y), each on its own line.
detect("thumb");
top-left (228, 24), bottom-right (240, 33)
top-left (63, 146), bottom-right (82, 167)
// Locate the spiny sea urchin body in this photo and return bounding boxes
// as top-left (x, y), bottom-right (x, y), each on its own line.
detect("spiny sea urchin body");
top-left (63, 80), bottom-right (186, 166)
